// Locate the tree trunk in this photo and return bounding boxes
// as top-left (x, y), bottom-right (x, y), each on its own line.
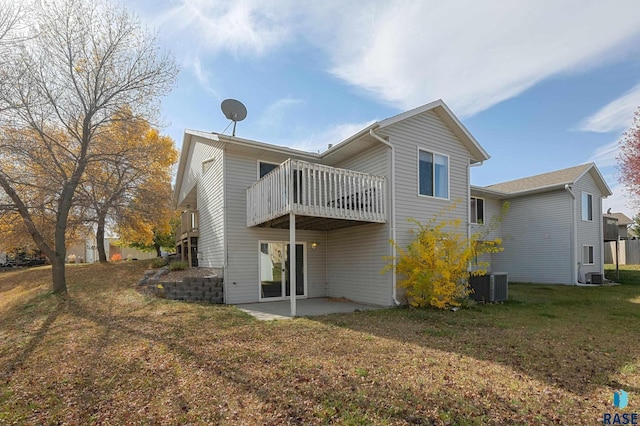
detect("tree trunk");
top-left (52, 221), bottom-right (68, 294)
top-left (96, 214), bottom-right (108, 263)
top-left (155, 243), bottom-right (161, 257)
top-left (51, 254), bottom-right (67, 294)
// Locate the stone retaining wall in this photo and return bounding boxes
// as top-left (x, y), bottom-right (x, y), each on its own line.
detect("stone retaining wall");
top-left (158, 277), bottom-right (224, 303)
top-left (138, 268), bottom-right (224, 304)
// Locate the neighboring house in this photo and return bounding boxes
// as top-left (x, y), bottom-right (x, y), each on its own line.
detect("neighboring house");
top-left (173, 99), bottom-right (613, 311)
top-left (67, 237), bottom-right (157, 263)
top-left (471, 163), bottom-right (612, 284)
top-left (604, 211), bottom-right (634, 240)
top-left (604, 212), bottom-right (640, 265)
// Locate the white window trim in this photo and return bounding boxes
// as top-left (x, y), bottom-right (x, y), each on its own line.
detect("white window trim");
top-left (256, 160), bottom-right (280, 180)
top-left (582, 244), bottom-right (594, 265)
top-left (416, 147), bottom-right (450, 200)
top-left (581, 191), bottom-right (594, 222)
top-left (470, 196), bottom-right (485, 225)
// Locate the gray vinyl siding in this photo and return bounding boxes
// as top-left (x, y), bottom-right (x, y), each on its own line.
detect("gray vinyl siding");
top-left (196, 139), bottom-right (225, 268)
top-left (326, 143), bottom-right (393, 306)
top-left (574, 173), bottom-right (604, 280)
top-left (380, 110), bottom-right (472, 263)
top-left (332, 143), bottom-right (388, 176)
top-left (224, 150), bottom-right (327, 304)
top-left (492, 190), bottom-right (573, 284)
top-left (176, 139), bottom-right (219, 207)
top-left (326, 223), bottom-right (392, 305)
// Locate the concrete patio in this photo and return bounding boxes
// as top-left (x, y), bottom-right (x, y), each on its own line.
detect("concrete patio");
top-left (236, 297), bottom-right (384, 320)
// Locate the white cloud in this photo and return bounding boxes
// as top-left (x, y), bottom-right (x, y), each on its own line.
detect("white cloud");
top-left (587, 140), bottom-right (621, 168)
top-left (325, 1), bottom-right (640, 116)
top-left (258, 97), bottom-right (305, 129)
top-left (187, 55), bottom-right (218, 97)
top-left (128, 0), bottom-right (640, 118)
top-left (578, 82), bottom-right (640, 132)
top-left (604, 182), bottom-right (638, 218)
top-left (151, 0), bottom-right (294, 56)
top-left (288, 120), bottom-right (377, 153)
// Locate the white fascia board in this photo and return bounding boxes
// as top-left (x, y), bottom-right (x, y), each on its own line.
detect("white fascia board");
top-left (574, 162), bottom-right (613, 197)
top-left (378, 99), bottom-right (490, 163)
top-left (172, 131), bottom-right (195, 209)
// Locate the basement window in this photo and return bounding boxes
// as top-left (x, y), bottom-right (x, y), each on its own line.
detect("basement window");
top-left (582, 245), bottom-right (594, 265)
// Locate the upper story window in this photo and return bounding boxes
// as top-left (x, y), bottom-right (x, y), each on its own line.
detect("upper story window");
top-left (581, 192), bottom-right (593, 221)
top-left (418, 149), bottom-right (449, 199)
top-left (258, 161), bottom-right (278, 179)
top-left (470, 196), bottom-right (485, 224)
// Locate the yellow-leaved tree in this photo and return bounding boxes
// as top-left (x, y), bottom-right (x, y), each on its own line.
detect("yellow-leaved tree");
top-left (114, 174), bottom-right (180, 258)
top-left (78, 111), bottom-right (179, 261)
top-left (385, 203), bottom-right (508, 309)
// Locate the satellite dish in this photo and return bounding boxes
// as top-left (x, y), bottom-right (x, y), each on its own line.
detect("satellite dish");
top-left (221, 99), bottom-right (247, 136)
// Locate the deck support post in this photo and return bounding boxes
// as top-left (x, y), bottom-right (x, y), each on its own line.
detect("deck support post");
top-left (187, 237), bottom-right (192, 267)
top-left (290, 213), bottom-right (296, 317)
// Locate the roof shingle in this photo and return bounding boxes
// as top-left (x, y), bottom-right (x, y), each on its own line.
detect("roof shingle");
top-left (485, 163), bottom-right (593, 194)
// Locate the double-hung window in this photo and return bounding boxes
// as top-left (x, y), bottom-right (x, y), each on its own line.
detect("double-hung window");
top-left (583, 245), bottom-right (594, 265)
top-left (581, 192), bottom-right (593, 221)
top-left (419, 149), bottom-right (449, 199)
top-left (470, 197), bottom-right (484, 224)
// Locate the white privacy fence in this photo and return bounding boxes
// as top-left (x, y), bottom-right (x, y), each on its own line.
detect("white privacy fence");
top-left (247, 159), bottom-right (387, 227)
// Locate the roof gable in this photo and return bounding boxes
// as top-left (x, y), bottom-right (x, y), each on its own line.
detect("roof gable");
top-left (378, 99), bottom-right (490, 163)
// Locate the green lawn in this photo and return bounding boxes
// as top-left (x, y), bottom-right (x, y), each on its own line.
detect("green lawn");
top-left (0, 262), bottom-right (639, 424)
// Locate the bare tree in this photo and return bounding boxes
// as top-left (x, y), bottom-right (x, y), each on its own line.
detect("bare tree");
top-left (0, 0), bottom-right (178, 294)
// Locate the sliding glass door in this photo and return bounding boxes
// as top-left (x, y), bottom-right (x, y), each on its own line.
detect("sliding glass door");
top-left (259, 242), bottom-right (305, 300)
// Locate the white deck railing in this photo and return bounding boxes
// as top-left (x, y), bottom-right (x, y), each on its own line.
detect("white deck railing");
top-left (247, 159), bottom-right (387, 227)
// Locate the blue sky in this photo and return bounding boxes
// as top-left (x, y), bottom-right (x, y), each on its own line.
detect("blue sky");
top-left (122, 0), bottom-right (640, 218)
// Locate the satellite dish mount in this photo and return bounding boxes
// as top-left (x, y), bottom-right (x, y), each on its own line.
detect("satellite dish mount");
top-left (221, 99), bottom-right (247, 136)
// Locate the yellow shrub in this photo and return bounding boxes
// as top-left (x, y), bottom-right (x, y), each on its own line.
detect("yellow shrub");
top-left (385, 203), bottom-right (507, 309)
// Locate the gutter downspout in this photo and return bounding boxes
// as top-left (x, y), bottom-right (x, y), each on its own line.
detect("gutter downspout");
top-left (468, 160), bottom-right (484, 240)
top-left (369, 128), bottom-right (401, 306)
top-left (468, 160), bottom-right (484, 273)
top-left (564, 184), bottom-right (580, 285)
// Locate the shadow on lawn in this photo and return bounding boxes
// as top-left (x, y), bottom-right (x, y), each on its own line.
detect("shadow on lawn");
top-left (2, 262), bottom-right (638, 423)
top-left (316, 281), bottom-right (640, 399)
top-left (22, 294), bottom-right (573, 424)
top-left (1, 300), bottom-right (62, 383)
top-left (58, 298), bottom-right (446, 423)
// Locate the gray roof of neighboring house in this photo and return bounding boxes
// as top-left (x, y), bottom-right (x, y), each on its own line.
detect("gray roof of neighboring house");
top-left (604, 212), bottom-right (633, 225)
top-left (481, 163), bottom-right (612, 197)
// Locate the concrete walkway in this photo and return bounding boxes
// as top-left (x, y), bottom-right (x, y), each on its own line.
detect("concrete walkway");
top-left (236, 298), bottom-right (383, 320)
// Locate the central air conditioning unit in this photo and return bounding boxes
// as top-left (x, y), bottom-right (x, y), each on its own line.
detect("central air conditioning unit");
top-left (469, 273), bottom-right (508, 303)
top-left (585, 272), bottom-right (603, 285)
